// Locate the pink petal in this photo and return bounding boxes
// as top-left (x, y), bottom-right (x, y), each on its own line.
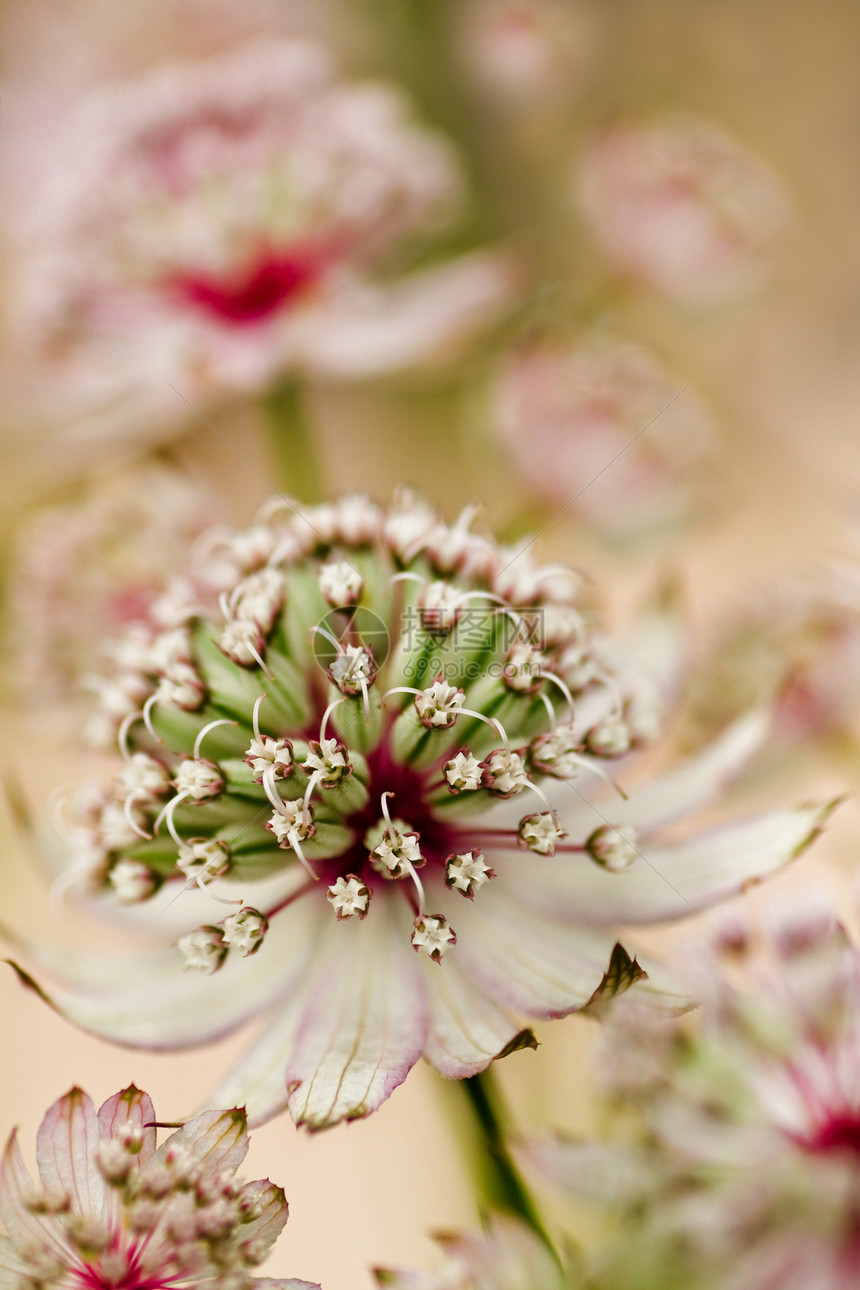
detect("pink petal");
top-left (155, 1108), bottom-right (248, 1176)
top-left (36, 1089), bottom-right (106, 1218)
top-left (205, 993), bottom-right (307, 1128)
top-left (286, 901), bottom-right (429, 1129)
top-left (236, 1180), bottom-right (288, 1252)
top-left (0, 1134), bottom-right (70, 1259)
top-left (97, 1087), bottom-right (156, 1165)
top-left (423, 955), bottom-right (523, 1079)
top-left (452, 883), bottom-right (620, 1017)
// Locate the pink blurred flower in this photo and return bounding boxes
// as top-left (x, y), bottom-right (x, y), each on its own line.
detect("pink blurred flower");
top-left (4, 464), bottom-right (228, 708)
top-left (18, 39), bottom-right (514, 415)
top-left (7, 495), bottom-right (828, 1130)
top-left (528, 895), bottom-right (860, 1290)
top-left (575, 114), bottom-right (791, 306)
top-left (0, 1085), bottom-right (316, 1290)
top-left (461, 0), bottom-right (597, 102)
top-left (492, 336), bottom-right (714, 538)
top-left (375, 1216), bottom-right (565, 1289)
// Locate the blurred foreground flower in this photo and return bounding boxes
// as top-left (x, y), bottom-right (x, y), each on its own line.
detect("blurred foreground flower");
top-left (375, 1215), bottom-right (567, 1289)
top-left (0, 1085), bottom-right (316, 1290)
top-left (575, 114), bottom-right (791, 307)
top-left (461, 0), bottom-right (597, 104)
top-left (6, 494), bottom-right (829, 1129)
top-left (686, 568), bottom-right (860, 751)
top-left (3, 463), bottom-right (226, 706)
top-left (18, 39), bottom-right (514, 423)
top-left (491, 336), bottom-right (714, 540)
top-left (527, 897), bottom-right (860, 1290)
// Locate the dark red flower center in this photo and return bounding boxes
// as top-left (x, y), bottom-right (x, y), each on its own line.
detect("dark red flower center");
top-left (169, 247), bottom-right (323, 325)
top-left (807, 1113), bottom-right (860, 1157)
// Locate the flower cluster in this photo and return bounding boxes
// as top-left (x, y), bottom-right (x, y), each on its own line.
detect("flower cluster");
top-left (0, 1085), bottom-right (315, 1290)
top-left (528, 897), bottom-right (860, 1290)
top-left (575, 113), bottom-right (791, 306)
top-left (14, 493), bottom-right (827, 1131)
top-left (491, 335), bottom-right (714, 538)
top-left (23, 38), bottom-right (511, 397)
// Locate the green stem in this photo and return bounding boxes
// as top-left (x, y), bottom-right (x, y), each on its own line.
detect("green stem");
top-left (457, 1068), bottom-right (557, 1255)
top-left (263, 378), bottom-right (326, 502)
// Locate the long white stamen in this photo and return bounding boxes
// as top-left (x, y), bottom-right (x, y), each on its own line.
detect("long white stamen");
top-left (303, 771), bottom-right (322, 815)
top-left (359, 675), bottom-right (371, 722)
top-left (389, 571), bottom-right (426, 588)
top-left (219, 591), bottom-right (232, 621)
top-left (319, 697), bottom-right (344, 742)
top-left (118, 711), bottom-right (142, 759)
top-left (123, 791), bottom-right (152, 840)
top-left (380, 791), bottom-right (398, 841)
top-left (557, 751), bottom-right (628, 800)
top-left (194, 718), bottom-right (237, 761)
top-left (543, 670), bottom-right (576, 721)
top-left (458, 708), bottom-right (510, 752)
top-left (153, 792), bottom-right (191, 847)
top-left (142, 693), bottom-right (162, 742)
top-left (382, 685), bottom-right (422, 703)
top-left (521, 778), bottom-right (552, 811)
top-left (402, 859), bottom-right (426, 917)
top-left (246, 640), bottom-right (273, 679)
top-left (310, 623), bottom-right (344, 654)
top-left (262, 767), bottom-right (284, 813)
top-left (288, 829), bottom-right (318, 880)
top-left (252, 694), bottom-right (267, 742)
top-left (538, 691), bottom-right (557, 733)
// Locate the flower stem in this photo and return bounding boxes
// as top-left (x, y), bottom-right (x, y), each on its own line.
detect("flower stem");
top-left (457, 1068), bottom-right (557, 1255)
top-left (263, 378), bottom-right (325, 502)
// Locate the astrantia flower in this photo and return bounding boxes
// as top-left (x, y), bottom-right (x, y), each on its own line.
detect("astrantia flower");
top-left (21, 39), bottom-right (513, 402)
top-left (575, 114), bottom-right (791, 306)
top-left (527, 897), bottom-right (860, 1290)
top-left (10, 493), bottom-right (828, 1129)
top-left (0, 1085), bottom-right (317, 1290)
top-left (3, 463), bottom-right (226, 709)
top-left (491, 336), bottom-right (714, 539)
top-left (375, 1216), bottom-right (566, 1290)
top-left (461, 0), bottom-right (597, 104)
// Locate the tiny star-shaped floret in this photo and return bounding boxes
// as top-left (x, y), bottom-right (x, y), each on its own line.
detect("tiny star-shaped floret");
top-left (327, 874), bottom-right (371, 920)
top-left (444, 750), bottom-right (483, 792)
top-left (178, 927), bottom-right (227, 973)
top-left (174, 758), bottom-right (224, 801)
top-left (586, 715), bottom-right (632, 758)
top-left (518, 812), bottom-right (567, 856)
top-left (445, 850), bottom-right (495, 898)
top-left (267, 799), bottom-right (315, 846)
top-left (530, 725), bottom-right (582, 778)
top-left (330, 644), bottom-right (376, 695)
top-left (303, 738), bottom-right (351, 785)
top-left (587, 824), bottom-right (640, 871)
top-left (412, 914), bottom-right (456, 962)
top-left (117, 752), bottom-right (171, 799)
top-left (177, 838), bottom-right (232, 883)
top-left (318, 559), bottom-right (364, 606)
top-left (482, 748), bottom-right (530, 796)
top-left (370, 830), bottom-right (424, 878)
top-left (502, 642), bottom-right (544, 693)
top-left (219, 618), bottom-right (265, 666)
top-left (244, 734), bottom-right (294, 781)
top-left (414, 680), bottom-right (465, 728)
top-left (109, 858), bottom-right (156, 904)
top-left (220, 907), bottom-right (268, 956)
top-left (419, 580), bottom-right (462, 632)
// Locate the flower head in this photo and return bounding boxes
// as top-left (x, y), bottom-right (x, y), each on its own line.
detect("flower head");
top-left (12, 493), bottom-right (828, 1129)
top-left (22, 40), bottom-right (513, 398)
top-left (529, 896), bottom-right (860, 1290)
top-left (575, 113), bottom-right (791, 306)
top-left (0, 1085), bottom-right (315, 1290)
top-left (491, 336), bottom-right (714, 538)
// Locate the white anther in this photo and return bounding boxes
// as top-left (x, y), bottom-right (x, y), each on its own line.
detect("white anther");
top-left (175, 759), bottom-right (224, 801)
top-left (518, 812), bottom-right (566, 856)
top-left (229, 568), bottom-right (284, 631)
top-left (502, 642), bottom-right (544, 692)
top-left (219, 619), bottom-right (269, 671)
top-left (327, 874), bottom-right (371, 920)
top-left (303, 738), bottom-right (351, 786)
top-left (444, 751), bottom-right (483, 793)
top-left (178, 927), bottom-right (227, 974)
top-left (220, 907), bottom-right (268, 956)
top-left (108, 858), bottom-right (156, 904)
top-left (419, 581), bottom-right (462, 632)
top-left (414, 680), bottom-right (465, 728)
top-left (117, 751), bottom-right (171, 800)
top-left (411, 914), bottom-right (456, 962)
top-left (445, 851), bottom-right (494, 898)
top-left (177, 839), bottom-right (231, 884)
top-left (245, 734), bottom-right (293, 783)
top-left (482, 748), bottom-right (530, 796)
top-left (587, 825), bottom-right (640, 871)
top-left (318, 559), bottom-right (364, 606)
top-left (193, 718), bottom-right (237, 762)
top-left (329, 643), bottom-right (376, 696)
top-left (369, 830), bottom-right (424, 880)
